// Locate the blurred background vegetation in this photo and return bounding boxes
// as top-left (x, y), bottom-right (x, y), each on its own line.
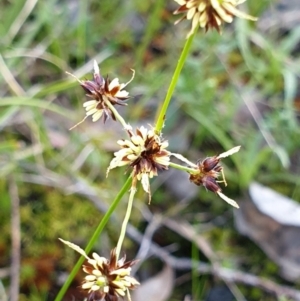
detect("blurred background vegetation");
top-left (1, 0), bottom-right (300, 300)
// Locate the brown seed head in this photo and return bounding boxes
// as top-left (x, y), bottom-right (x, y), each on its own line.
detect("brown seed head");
top-left (68, 61), bottom-right (134, 125)
top-left (188, 146), bottom-right (241, 208)
top-left (189, 156), bottom-right (222, 192)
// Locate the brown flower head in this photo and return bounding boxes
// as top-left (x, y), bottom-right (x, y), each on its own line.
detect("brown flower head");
top-left (59, 239), bottom-right (139, 301)
top-left (107, 126), bottom-right (170, 202)
top-left (68, 61), bottom-right (134, 127)
top-left (189, 146), bottom-right (240, 208)
top-left (174, 0), bottom-right (257, 37)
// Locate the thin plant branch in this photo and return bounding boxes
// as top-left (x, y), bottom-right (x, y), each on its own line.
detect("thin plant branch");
top-left (132, 214), bottom-right (164, 273)
top-left (154, 32), bottom-right (196, 134)
top-left (169, 161), bottom-right (197, 173)
top-left (116, 182), bottom-right (136, 259)
top-left (104, 98), bottom-right (132, 131)
top-left (126, 224), bottom-right (300, 301)
top-left (162, 217), bottom-right (246, 300)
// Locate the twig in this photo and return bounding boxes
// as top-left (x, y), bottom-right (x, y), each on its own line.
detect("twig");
top-left (159, 217), bottom-right (246, 301)
top-left (216, 267), bottom-right (300, 301)
top-left (163, 217), bottom-right (218, 263)
top-left (126, 224), bottom-right (300, 301)
top-left (18, 169), bottom-right (300, 300)
top-left (8, 177), bottom-right (21, 301)
top-left (132, 215), bottom-right (164, 273)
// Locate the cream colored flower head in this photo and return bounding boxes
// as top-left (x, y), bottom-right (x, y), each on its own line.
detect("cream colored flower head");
top-left (174, 0), bottom-right (257, 37)
top-left (107, 126), bottom-right (170, 203)
top-left (68, 61), bottom-right (135, 128)
top-left (59, 239), bottom-right (139, 301)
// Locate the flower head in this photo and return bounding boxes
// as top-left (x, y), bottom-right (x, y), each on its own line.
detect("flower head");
top-left (174, 0), bottom-right (257, 37)
top-left (189, 146), bottom-right (241, 208)
top-left (107, 126), bottom-right (170, 203)
top-left (59, 239), bottom-right (139, 301)
top-left (68, 61), bottom-right (135, 128)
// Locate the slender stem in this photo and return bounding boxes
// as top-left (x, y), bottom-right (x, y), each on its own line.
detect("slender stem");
top-left (169, 162), bottom-right (197, 174)
top-left (54, 176), bottom-right (132, 301)
top-left (154, 32), bottom-right (195, 134)
top-left (104, 99), bottom-right (131, 130)
top-left (115, 185), bottom-right (136, 259)
top-left (127, 289), bottom-right (133, 301)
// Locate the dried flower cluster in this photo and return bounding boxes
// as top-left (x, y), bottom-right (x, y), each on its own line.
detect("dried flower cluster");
top-left (59, 239), bottom-right (139, 301)
top-left (107, 126), bottom-right (170, 203)
top-left (189, 146), bottom-right (241, 208)
top-left (174, 0), bottom-right (257, 37)
top-left (68, 61), bottom-right (134, 129)
top-left (69, 61), bottom-right (241, 208)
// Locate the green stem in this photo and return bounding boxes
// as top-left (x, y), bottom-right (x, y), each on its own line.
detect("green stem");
top-left (169, 162), bottom-right (197, 174)
top-left (115, 185), bottom-right (136, 259)
top-left (54, 176), bottom-right (132, 301)
top-left (154, 32), bottom-right (195, 134)
top-left (104, 99), bottom-right (131, 130)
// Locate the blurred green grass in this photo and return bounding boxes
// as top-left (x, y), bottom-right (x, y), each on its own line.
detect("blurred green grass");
top-left (1, 0), bottom-right (300, 300)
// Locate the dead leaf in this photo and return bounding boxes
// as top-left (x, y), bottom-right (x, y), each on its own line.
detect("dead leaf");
top-left (235, 182), bottom-right (300, 281)
top-left (132, 264), bottom-right (174, 301)
top-left (250, 182), bottom-right (300, 226)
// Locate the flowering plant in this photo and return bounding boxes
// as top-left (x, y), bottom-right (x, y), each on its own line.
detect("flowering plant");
top-left (56, 1), bottom-right (256, 300)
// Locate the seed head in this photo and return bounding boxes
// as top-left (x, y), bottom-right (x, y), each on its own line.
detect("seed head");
top-left (107, 126), bottom-right (170, 203)
top-left (189, 146), bottom-right (241, 208)
top-left (59, 239), bottom-right (139, 301)
top-left (68, 61), bottom-right (135, 128)
top-left (173, 0), bottom-right (257, 37)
